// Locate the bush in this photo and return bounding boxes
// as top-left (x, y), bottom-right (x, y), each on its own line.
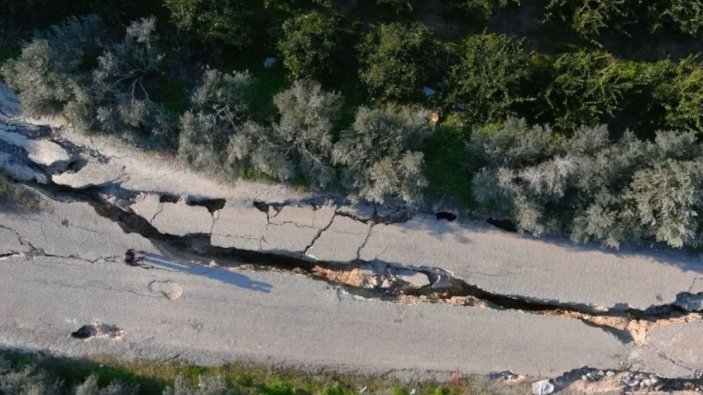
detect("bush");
top-left (653, 56), bottom-right (703, 132)
top-left (375, 0), bottom-right (420, 14)
top-left (270, 80), bottom-right (342, 188)
top-left (448, 33), bottom-right (531, 127)
top-left (277, 11), bottom-right (339, 81)
top-left (179, 69), bottom-right (254, 170)
top-left (89, 17), bottom-right (176, 142)
top-left (226, 121), bottom-right (294, 180)
top-left (454, 0), bottom-right (515, 20)
top-left (358, 22), bottom-right (438, 101)
top-left (544, 0), bottom-right (632, 41)
top-left (543, 50), bottom-right (631, 132)
top-left (471, 119), bottom-right (703, 248)
top-left (163, 0), bottom-right (263, 50)
top-left (1, 15), bottom-right (105, 117)
top-left (668, 0), bottom-right (703, 36)
top-left (333, 106), bottom-right (431, 204)
top-left (630, 158), bottom-right (703, 248)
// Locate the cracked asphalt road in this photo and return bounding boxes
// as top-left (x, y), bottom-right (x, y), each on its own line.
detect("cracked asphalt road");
top-left (2, 83), bottom-right (703, 385)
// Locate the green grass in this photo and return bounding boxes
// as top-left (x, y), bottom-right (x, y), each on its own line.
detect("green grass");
top-left (423, 115), bottom-right (476, 211)
top-left (0, 349), bottom-right (523, 395)
top-left (248, 62), bottom-right (291, 123)
top-left (152, 78), bottom-right (192, 115)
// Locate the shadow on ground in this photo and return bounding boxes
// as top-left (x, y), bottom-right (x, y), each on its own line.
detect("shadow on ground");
top-left (140, 252), bottom-right (273, 294)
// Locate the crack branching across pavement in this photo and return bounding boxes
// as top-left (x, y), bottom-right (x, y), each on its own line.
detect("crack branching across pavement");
top-left (17, 180), bottom-right (703, 347)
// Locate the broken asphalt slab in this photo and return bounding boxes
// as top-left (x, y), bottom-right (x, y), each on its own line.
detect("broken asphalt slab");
top-left (0, 126), bottom-right (72, 168)
top-left (358, 215), bottom-right (703, 311)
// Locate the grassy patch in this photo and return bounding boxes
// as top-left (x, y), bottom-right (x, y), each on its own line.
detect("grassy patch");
top-left (152, 78), bottom-right (192, 115)
top-left (248, 63), bottom-right (290, 123)
top-left (0, 349), bottom-right (524, 395)
top-left (423, 115), bottom-right (476, 210)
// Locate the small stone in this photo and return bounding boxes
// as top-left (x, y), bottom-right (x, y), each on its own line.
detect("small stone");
top-left (71, 323), bottom-right (124, 340)
top-left (396, 269), bottom-right (431, 288)
top-left (149, 280), bottom-right (184, 300)
top-left (532, 380), bottom-right (554, 395)
top-left (606, 371), bottom-right (615, 377)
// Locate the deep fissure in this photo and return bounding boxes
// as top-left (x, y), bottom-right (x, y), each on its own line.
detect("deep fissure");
top-left (17, 180), bottom-right (703, 345)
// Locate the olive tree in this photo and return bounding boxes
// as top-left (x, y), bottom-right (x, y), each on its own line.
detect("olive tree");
top-left (544, 0), bottom-right (631, 41)
top-left (358, 22), bottom-right (438, 101)
top-left (179, 69), bottom-right (254, 170)
top-left (270, 80), bottom-right (342, 188)
top-left (375, 0), bottom-right (420, 14)
top-left (471, 118), bottom-right (703, 248)
top-left (448, 33), bottom-right (531, 126)
top-left (630, 159), bottom-right (703, 248)
top-left (333, 106), bottom-right (431, 204)
top-left (655, 0), bottom-right (703, 37)
top-left (654, 56), bottom-right (703, 132)
top-left (544, 50), bottom-right (630, 132)
top-left (90, 17), bottom-right (176, 142)
top-left (1, 15), bottom-right (105, 117)
top-left (277, 11), bottom-right (339, 80)
top-left (455, 0), bottom-right (514, 20)
top-left (163, 0), bottom-right (263, 50)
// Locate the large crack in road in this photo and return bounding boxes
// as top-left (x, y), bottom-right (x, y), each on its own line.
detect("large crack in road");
top-left (2, 111), bottom-right (703, 388)
top-left (18, 180), bottom-right (703, 350)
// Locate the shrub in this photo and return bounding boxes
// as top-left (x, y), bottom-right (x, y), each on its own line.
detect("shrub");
top-left (1, 15), bottom-right (105, 117)
top-left (179, 69), bottom-right (254, 170)
top-left (630, 159), bottom-right (703, 248)
top-left (544, 0), bottom-right (631, 41)
top-left (74, 375), bottom-right (140, 395)
top-left (163, 0), bottom-right (263, 50)
top-left (454, 0), bottom-right (514, 20)
top-left (654, 56), bottom-right (703, 132)
top-left (226, 121), bottom-right (294, 180)
top-left (448, 33), bottom-right (531, 127)
top-left (277, 11), bottom-right (339, 81)
top-left (544, 50), bottom-right (631, 132)
top-left (471, 119), bottom-right (703, 248)
top-left (333, 106), bottom-right (431, 204)
top-left (654, 0), bottom-right (703, 37)
top-left (375, 0), bottom-right (420, 14)
top-left (89, 17), bottom-right (176, 142)
top-left (358, 22), bottom-right (438, 101)
top-left (270, 80), bottom-right (342, 188)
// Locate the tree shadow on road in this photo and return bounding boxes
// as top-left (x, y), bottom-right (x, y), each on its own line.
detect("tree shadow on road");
top-left (140, 252), bottom-right (273, 293)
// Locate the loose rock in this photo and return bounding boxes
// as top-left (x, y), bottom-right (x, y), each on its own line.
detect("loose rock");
top-left (149, 280), bottom-right (184, 300)
top-left (674, 292), bottom-right (703, 312)
top-left (71, 323), bottom-right (124, 340)
top-left (532, 379), bottom-right (554, 395)
top-left (0, 129), bottom-right (72, 168)
top-left (396, 269), bottom-right (430, 288)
